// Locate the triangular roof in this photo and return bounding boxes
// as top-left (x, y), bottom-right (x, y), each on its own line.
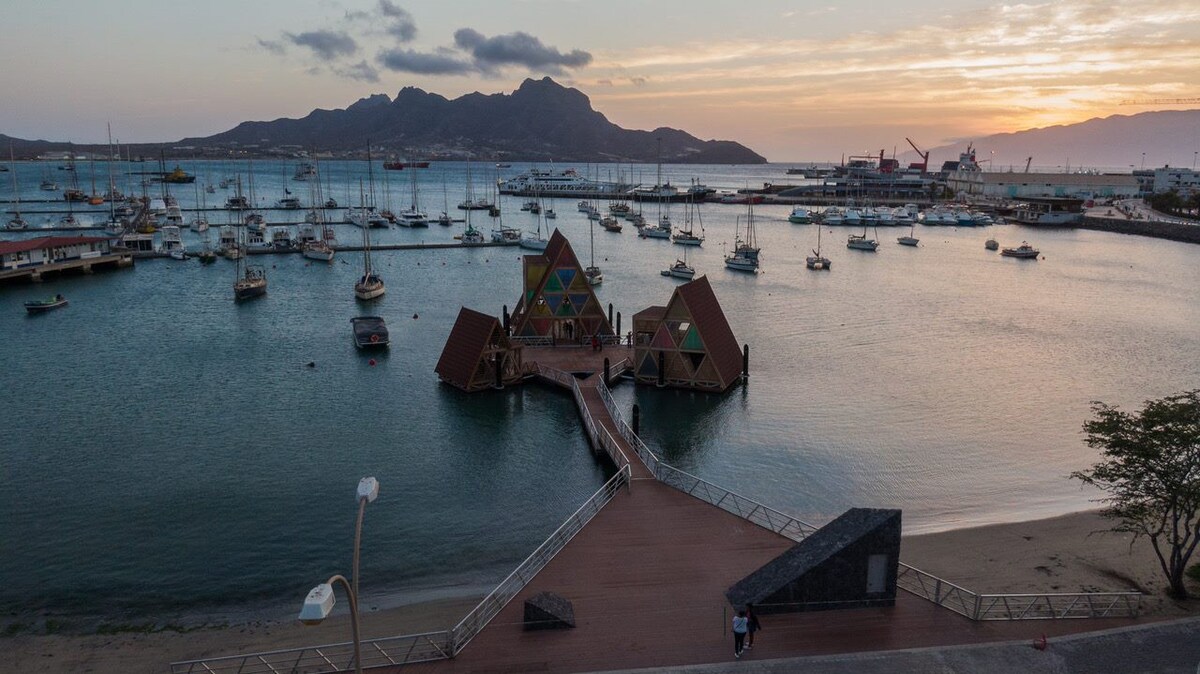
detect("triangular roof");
top-left (512, 229), bottom-right (613, 337)
top-left (435, 307), bottom-right (502, 389)
top-left (672, 276), bottom-right (741, 386)
top-left (725, 509), bottom-right (901, 607)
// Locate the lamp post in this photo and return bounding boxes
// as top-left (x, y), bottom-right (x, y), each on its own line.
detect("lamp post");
top-left (298, 477), bottom-right (380, 674)
top-left (1141, 152), bottom-right (1146, 170)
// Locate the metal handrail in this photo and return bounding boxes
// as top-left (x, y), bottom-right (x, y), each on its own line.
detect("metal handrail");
top-left (450, 464), bottom-right (630, 654)
top-left (169, 630), bottom-right (452, 673)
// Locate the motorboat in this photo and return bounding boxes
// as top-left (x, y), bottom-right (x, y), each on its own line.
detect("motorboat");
top-left (189, 216), bottom-right (209, 233)
top-left (271, 226), bottom-right (294, 249)
top-left (351, 316), bottom-right (390, 349)
top-left (600, 216), bottom-right (622, 232)
top-left (584, 266), bottom-right (603, 285)
top-left (457, 198), bottom-right (493, 211)
top-left (788, 207), bottom-right (812, 224)
top-left (395, 209), bottom-right (429, 227)
top-left (276, 196), bottom-right (302, 210)
top-left (1000, 241), bottom-right (1040, 258)
top-left (161, 225), bottom-right (187, 258)
top-left (25, 294), bottom-right (68, 313)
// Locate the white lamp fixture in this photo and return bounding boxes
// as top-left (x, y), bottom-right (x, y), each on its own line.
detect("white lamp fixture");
top-left (298, 583), bottom-right (335, 624)
top-left (357, 477), bottom-right (379, 503)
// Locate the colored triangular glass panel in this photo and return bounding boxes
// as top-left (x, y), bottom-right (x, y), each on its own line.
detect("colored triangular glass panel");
top-left (519, 322), bottom-right (538, 337)
top-left (637, 352), bottom-right (659, 377)
top-left (556, 268), bottom-right (576, 289)
top-left (681, 325), bottom-right (704, 351)
top-left (544, 273), bottom-right (564, 293)
top-left (568, 294), bottom-right (591, 313)
top-left (544, 294), bottom-right (563, 314)
top-left (525, 290), bottom-right (535, 305)
top-left (556, 299), bottom-right (576, 316)
top-left (531, 318), bottom-right (552, 335)
top-left (686, 351), bottom-right (705, 371)
top-left (570, 273), bottom-right (590, 291)
top-left (665, 296), bottom-right (690, 321)
top-left (651, 324), bottom-right (675, 349)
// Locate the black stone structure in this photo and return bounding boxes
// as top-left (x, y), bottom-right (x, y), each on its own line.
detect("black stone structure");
top-left (725, 508), bottom-right (901, 615)
top-left (523, 591), bottom-right (576, 630)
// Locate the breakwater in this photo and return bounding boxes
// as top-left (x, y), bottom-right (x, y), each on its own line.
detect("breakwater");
top-left (1080, 216), bottom-right (1200, 245)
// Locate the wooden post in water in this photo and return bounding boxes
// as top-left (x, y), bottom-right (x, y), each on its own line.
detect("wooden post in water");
top-left (502, 305), bottom-right (510, 335)
top-left (608, 303), bottom-right (613, 327)
top-left (632, 404), bottom-right (640, 435)
top-left (616, 311), bottom-right (622, 338)
top-left (603, 357), bottom-right (610, 384)
top-left (742, 344), bottom-right (750, 380)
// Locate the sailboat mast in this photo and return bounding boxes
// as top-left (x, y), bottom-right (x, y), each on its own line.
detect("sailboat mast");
top-left (106, 124), bottom-right (117, 221)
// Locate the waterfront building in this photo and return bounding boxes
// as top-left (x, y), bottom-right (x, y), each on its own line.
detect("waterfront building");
top-left (946, 171), bottom-right (1139, 200)
top-left (0, 235), bottom-right (131, 282)
top-left (632, 276), bottom-right (742, 392)
top-left (435, 307), bottom-right (524, 392)
top-left (1151, 167), bottom-right (1200, 195)
top-left (509, 229), bottom-right (615, 342)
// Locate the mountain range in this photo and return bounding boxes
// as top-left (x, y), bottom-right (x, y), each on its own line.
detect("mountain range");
top-left (184, 77), bottom-right (765, 164)
top-left (907, 110), bottom-right (1200, 170)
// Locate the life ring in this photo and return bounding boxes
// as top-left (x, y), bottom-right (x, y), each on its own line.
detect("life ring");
top-left (370, 334), bottom-right (380, 344)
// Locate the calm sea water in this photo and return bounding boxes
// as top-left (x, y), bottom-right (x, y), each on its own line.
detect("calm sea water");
top-left (2, 161), bottom-right (1198, 623)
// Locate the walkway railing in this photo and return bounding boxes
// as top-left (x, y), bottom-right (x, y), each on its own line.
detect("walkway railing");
top-left (449, 464), bottom-right (630, 653)
top-left (896, 564), bottom-right (1141, 619)
top-left (593, 377), bottom-right (1141, 620)
top-left (169, 630), bottom-right (452, 674)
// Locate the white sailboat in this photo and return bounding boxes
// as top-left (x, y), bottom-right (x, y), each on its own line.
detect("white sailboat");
top-left (724, 198), bottom-right (761, 272)
top-left (661, 241), bottom-right (696, 279)
top-left (584, 217), bottom-right (602, 285)
top-left (396, 156), bottom-right (428, 226)
top-left (847, 224), bottom-right (879, 251)
top-left (897, 222), bottom-right (919, 247)
top-left (671, 195), bottom-right (704, 245)
top-left (354, 198), bottom-right (385, 300)
top-left (806, 225), bottom-right (831, 270)
top-left (7, 146), bottom-right (28, 230)
top-left (519, 201), bottom-right (548, 251)
top-left (302, 156), bottom-right (335, 262)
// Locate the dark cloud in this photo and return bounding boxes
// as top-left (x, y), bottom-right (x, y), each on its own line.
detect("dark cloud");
top-left (377, 48), bottom-right (475, 75)
top-left (453, 28), bottom-right (592, 74)
top-left (378, 0), bottom-right (417, 41)
top-left (286, 30), bottom-right (359, 60)
top-left (256, 37), bottom-right (285, 55)
top-left (336, 60), bottom-right (381, 83)
top-left (630, 76), bottom-right (647, 86)
top-left (597, 79), bottom-right (613, 86)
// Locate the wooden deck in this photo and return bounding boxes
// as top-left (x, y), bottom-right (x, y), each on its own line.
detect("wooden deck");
top-left (399, 480), bottom-right (1134, 674)
top-left (523, 344), bottom-right (634, 380)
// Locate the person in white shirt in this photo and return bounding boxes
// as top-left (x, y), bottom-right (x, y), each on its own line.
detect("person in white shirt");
top-left (731, 609), bottom-right (748, 658)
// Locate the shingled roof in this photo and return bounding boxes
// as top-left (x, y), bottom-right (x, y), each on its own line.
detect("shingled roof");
top-left (435, 307), bottom-right (501, 390)
top-left (676, 276), bottom-right (742, 387)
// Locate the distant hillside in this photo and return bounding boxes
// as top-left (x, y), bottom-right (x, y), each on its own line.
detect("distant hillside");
top-left (182, 77), bottom-right (765, 164)
top-left (909, 110), bottom-right (1200, 170)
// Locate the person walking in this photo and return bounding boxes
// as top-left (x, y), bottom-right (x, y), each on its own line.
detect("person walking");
top-left (732, 609), bottom-right (748, 658)
top-left (746, 603), bottom-right (761, 649)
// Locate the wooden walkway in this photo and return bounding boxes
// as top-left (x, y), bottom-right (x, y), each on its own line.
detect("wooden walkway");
top-left (384, 357), bottom-right (1137, 673)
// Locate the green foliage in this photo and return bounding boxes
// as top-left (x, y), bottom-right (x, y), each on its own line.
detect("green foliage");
top-left (1072, 390), bottom-right (1200, 599)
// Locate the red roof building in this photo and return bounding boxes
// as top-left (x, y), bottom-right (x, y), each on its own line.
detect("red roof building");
top-left (631, 276), bottom-right (743, 392)
top-left (509, 229), bottom-right (614, 342)
top-left (435, 307), bottom-right (524, 392)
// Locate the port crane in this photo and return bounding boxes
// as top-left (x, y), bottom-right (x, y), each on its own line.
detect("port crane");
top-left (905, 137), bottom-right (930, 172)
top-left (1119, 98), bottom-right (1200, 105)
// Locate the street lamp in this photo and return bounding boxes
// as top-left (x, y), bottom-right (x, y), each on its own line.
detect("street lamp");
top-left (298, 477), bottom-right (381, 674)
top-left (1141, 152), bottom-right (1146, 170)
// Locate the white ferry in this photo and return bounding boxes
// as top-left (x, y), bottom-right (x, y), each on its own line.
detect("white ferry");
top-left (498, 168), bottom-right (623, 196)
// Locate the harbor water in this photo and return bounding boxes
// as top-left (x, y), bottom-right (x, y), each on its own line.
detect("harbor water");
top-left (2, 161), bottom-right (1199, 625)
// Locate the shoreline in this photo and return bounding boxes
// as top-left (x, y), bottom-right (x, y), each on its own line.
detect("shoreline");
top-left (7, 509), bottom-right (1199, 673)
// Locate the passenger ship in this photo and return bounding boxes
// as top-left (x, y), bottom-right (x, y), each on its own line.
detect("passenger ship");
top-left (498, 168), bottom-right (625, 197)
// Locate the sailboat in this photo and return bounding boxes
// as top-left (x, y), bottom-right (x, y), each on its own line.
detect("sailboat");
top-left (806, 225), bottom-right (831, 270)
top-left (460, 169), bottom-right (485, 245)
top-left (233, 222), bottom-right (267, 301)
top-left (847, 224), bottom-right (879, 251)
top-left (640, 141), bottom-right (672, 239)
top-left (102, 127), bottom-right (125, 236)
top-left (457, 158), bottom-right (492, 211)
top-left (354, 181), bottom-right (386, 301)
top-left (7, 146), bottom-right (28, 230)
top-left (302, 157), bottom-right (335, 262)
top-left (661, 241), bottom-right (696, 280)
top-left (724, 197), bottom-right (761, 272)
top-left (897, 221), bottom-right (919, 247)
top-left (190, 161), bottom-right (210, 233)
top-left (519, 200), bottom-right (548, 251)
top-left (437, 167), bottom-right (452, 226)
top-left (584, 217), bottom-right (603, 285)
top-left (396, 156), bottom-right (428, 226)
top-left (671, 195), bottom-right (704, 245)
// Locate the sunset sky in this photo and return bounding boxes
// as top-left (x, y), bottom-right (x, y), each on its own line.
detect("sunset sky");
top-left (2, 0), bottom-right (1198, 161)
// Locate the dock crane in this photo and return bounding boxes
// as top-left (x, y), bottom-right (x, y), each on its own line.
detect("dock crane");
top-left (1024, 157), bottom-right (1033, 173)
top-left (905, 137), bottom-right (930, 172)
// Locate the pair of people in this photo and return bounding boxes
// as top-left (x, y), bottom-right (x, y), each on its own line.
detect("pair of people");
top-left (731, 604), bottom-right (761, 658)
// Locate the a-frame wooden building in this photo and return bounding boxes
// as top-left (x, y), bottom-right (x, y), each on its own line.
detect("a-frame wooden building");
top-left (510, 229), bottom-right (614, 342)
top-left (631, 276), bottom-right (742, 392)
top-left (435, 307), bottom-right (524, 392)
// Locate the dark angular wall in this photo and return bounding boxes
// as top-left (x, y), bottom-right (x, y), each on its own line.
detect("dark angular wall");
top-left (726, 508), bottom-right (901, 615)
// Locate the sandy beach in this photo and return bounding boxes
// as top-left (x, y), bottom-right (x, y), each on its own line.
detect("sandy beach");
top-left (6, 509), bottom-right (1198, 673)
